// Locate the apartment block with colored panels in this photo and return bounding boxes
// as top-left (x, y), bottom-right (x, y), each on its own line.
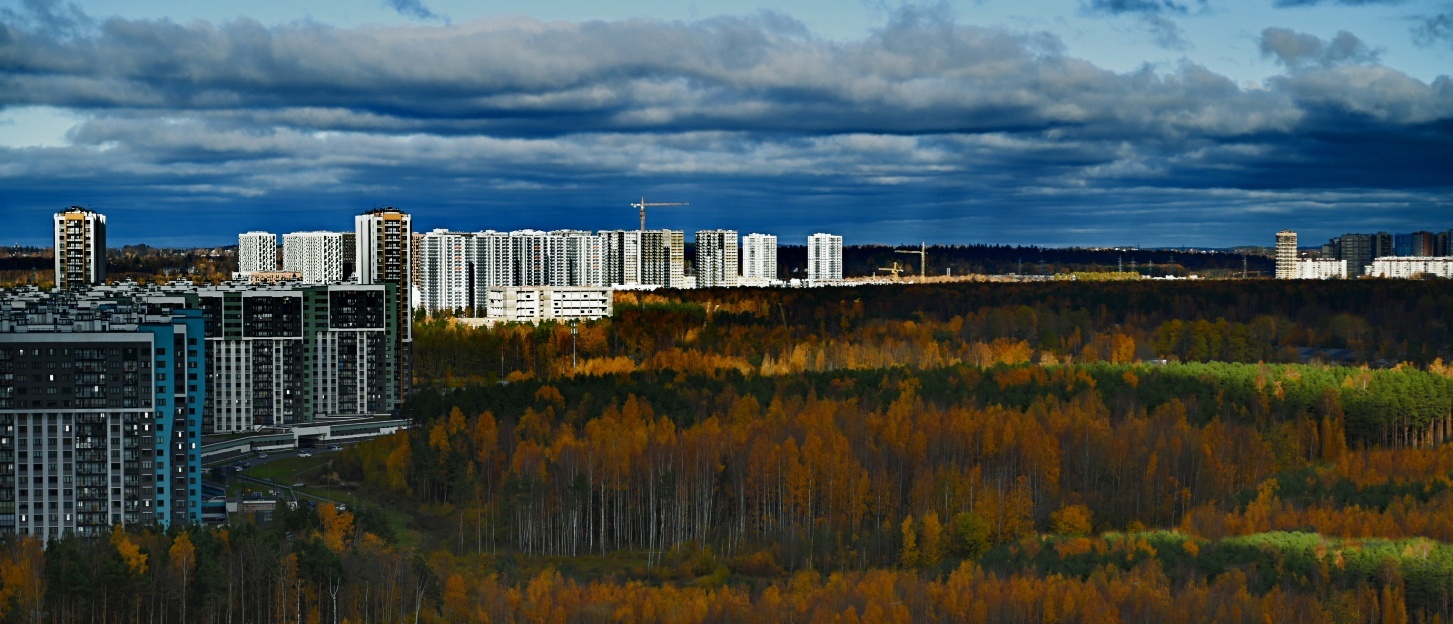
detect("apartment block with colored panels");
top-left (0, 290), bottom-right (204, 537)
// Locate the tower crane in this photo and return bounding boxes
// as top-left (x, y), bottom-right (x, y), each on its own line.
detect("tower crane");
top-left (877, 261), bottom-right (906, 279)
top-left (631, 197), bottom-right (689, 231)
top-left (896, 243), bottom-right (926, 277)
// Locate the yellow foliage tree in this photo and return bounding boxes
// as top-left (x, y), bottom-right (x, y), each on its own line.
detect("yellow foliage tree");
top-left (920, 512), bottom-right (945, 568)
top-left (900, 515), bottom-right (919, 568)
top-left (111, 524), bottom-right (148, 575)
top-left (1049, 504), bottom-right (1094, 536)
top-left (319, 504), bottom-right (355, 554)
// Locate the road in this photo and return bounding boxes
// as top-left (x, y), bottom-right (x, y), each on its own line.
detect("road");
top-left (209, 444), bottom-right (356, 509)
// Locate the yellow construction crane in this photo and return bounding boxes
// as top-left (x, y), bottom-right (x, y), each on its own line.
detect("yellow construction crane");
top-left (631, 197), bottom-right (689, 231)
top-left (877, 261), bottom-right (906, 279)
top-left (896, 243), bottom-right (926, 277)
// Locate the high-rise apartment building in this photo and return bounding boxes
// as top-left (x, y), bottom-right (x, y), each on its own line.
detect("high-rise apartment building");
top-left (741, 233), bottom-right (777, 282)
top-left (355, 208), bottom-right (413, 397)
top-left (199, 283), bottom-right (400, 431)
top-left (513, 230), bottom-right (551, 287)
top-left (1438, 230), bottom-right (1452, 257)
top-left (0, 290), bottom-right (204, 535)
top-left (410, 232), bottom-right (425, 294)
top-left (472, 231), bottom-right (516, 292)
top-left (1410, 231), bottom-right (1437, 257)
top-left (340, 233), bottom-right (357, 282)
top-left (695, 230), bottom-right (739, 288)
top-left (282, 231), bottom-right (347, 283)
top-left (807, 233), bottom-right (843, 282)
top-left (640, 230), bottom-right (686, 288)
top-left (1394, 233), bottom-right (1413, 257)
top-left (1374, 232), bottom-right (1395, 258)
top-left (238, 232), bottom-right (278, 273)
top-left (419, 230), bottom-right (475, 314)
top-left (600, 230), bottom-right (642, 286)
top-left (53, 207), bottom-right (106, 290)
top-left (416, 230), bottom-right (610, 316)
top-left (1338, 233), bottom-right (1375, 277)
top-left (557, 232), bottom-right (604, 287)
top-left (1274, 230), bottom-right (1298, 279)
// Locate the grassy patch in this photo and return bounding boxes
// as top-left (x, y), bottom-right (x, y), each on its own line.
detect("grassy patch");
top-left (244, 455), bottom-right (334, 482)
top-left (297, 485), bottom-right (424, 550)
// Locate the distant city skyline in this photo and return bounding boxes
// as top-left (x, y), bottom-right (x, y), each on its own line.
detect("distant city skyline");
top-left (2, 0), bottom-right (1450, 248)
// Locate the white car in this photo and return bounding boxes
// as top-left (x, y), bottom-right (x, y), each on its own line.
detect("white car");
top-left (297, 450), bottom-right (312, 458)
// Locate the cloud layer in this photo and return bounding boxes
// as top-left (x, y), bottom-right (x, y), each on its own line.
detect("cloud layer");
top-left (1, 5), bottom-right (1450, 247)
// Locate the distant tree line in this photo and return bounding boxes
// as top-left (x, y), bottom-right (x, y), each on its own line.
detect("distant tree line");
top-left (773, 244), bottom-right (1273, 278)
top-left (414, 281), bottom-right (1453, 390)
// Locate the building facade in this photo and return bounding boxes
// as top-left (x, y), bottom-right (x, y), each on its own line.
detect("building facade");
top-left (695, 230), bottom-right (739, 288)
top-left (355, 208), bottom-right (412, 398)
top-left (485, 286), bottom-right (613, 323)
top-left (1367, 257), bottom-right (1453, 279)
top-left (1293, 259), bottom-right (1347, 280)
top-left (415, 230), bottom-right (613, 315)
top-left (1339, 234), bottom-right (1375, 277)
top-left (419, 230), bottom-right (475, 314)
top-left (237, 232), bottom-right (278, 273)
top-left (807, 233), bottom-right (843, 282)
top-left (0, 290), bottom-right (204, 536)
top-left (1410, 231), bottom-right (1437, 257)
top-left (1274, 230), bottom-right (1298, 279)
top-left (53, 208), bottom-right (107, 290)
top-left (600, 230), bottom-right (642, 286)
top-left (281, 231), bottom-right (347, 283)
top-left (741, 233), bottom-right (777, 283)
top-left (640, 230), bottom-right (685, 288)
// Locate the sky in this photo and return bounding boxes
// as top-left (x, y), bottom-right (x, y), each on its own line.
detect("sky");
top-left (0, 0), bottom-right (1450, 248)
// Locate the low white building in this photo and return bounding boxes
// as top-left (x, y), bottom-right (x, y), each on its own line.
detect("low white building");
top-left (1293, 259), bottom-right (1347, 280)
top-left (1367, 257), bottom-right (1453, 279)
top-left (485, 286), bottom-right (613, 323)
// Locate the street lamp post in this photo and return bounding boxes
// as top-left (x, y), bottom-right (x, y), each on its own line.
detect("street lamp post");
top-left (569, 319), bottom-right (579, 370)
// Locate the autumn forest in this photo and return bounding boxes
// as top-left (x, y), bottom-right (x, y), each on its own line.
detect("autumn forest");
top-left (4, 279), bottom-right (1453, 623)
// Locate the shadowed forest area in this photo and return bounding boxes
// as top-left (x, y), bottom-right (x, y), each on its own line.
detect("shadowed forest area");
top-left (3, 280), bottom-right (1453, 623)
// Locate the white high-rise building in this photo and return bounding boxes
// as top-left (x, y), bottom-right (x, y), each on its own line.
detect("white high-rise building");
top-left (559, 231), bottom-right (606, 287)
top-left (741, 233), bottom-right (777, 283)
top-left (419, 229), bottom-right (475, 313)
top-left (53, 207), bottom-right (106, 290)
top-left (641, 230), bottom-right (686, 288)
top-left (1275, 230), bottom-right (1298, 279)
top-left (282, 231), bottom-right (347, 283)
top-left (695, 230), bottom-right (739, 288)
top-left (600, 230), bottom-right (642, 285)
top-left (512, 230), bottom-right (551, 286)
top-left (238, 231), bottom-right (278, 273)
top-left (807, 233), bottom-right (843, 282)
top-left (472, 231), bottom-right (516, 293)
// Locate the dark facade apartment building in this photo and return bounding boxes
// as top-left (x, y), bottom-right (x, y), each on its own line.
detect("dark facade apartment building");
top-left (0, 291), bottom-right (205, 537)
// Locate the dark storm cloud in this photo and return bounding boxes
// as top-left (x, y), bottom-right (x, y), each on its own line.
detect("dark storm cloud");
top-left (384, 0), bottom-right (444, 22)
top-left (1260, 27), bottom-right (1381, 68)
top-left (0, 4), bottom-right (1449, 247)
top-left (1414, 12), bottom-right (1453, 46)
top-left (1082, 0), bottom-right (1197, 14)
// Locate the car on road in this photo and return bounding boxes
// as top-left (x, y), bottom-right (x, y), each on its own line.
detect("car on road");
top-left (257, 452), bottom-right (268, 458)
top-left (297, 450), bottom-right (312, 458)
